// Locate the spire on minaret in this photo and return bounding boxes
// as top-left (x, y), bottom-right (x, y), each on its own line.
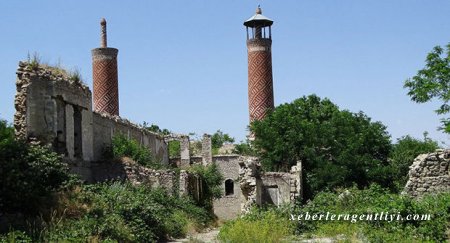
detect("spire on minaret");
top-left (256, 5), bottom-right (262, 14)
top-left (100, 18), bottom-right (107, 48)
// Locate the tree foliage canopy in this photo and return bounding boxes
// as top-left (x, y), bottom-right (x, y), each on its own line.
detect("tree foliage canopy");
top-left (404, 43), bottom-right (450, 132)
top-left (250, 95), bottom-right (392, 199)
top-left (390, 134), bottom-right (439, 191)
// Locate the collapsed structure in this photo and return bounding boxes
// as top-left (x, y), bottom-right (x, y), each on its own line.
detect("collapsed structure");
top-left (13, 8), bottom-right (302, 220)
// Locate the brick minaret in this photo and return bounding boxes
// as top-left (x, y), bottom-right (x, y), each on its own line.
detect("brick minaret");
top-left (244, 6), bottom-right (274, 123)
top-left (92, 18), bottom-right (119, 116)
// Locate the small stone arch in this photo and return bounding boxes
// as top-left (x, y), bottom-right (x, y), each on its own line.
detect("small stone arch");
top-left (225, 179), bottom-right (234, 196)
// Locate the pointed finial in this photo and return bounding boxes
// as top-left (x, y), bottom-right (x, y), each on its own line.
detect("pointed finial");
top-left (256, 5), bottom-right (262, 14)
top-left (100, 18), bottom-right (107, 48)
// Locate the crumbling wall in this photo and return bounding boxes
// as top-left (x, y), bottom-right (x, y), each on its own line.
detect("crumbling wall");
top-left (237, 158), bottom-right (302, 214)
top-left (14, 62), bottom-right (169, 181)
top-left (92, 112), bottom-right (168, 164)
top-left (260, 172), bottom-right (291, 205)
top-left (15, 62), bottom-right (94, 160)
top-left (179, 170), bottom-right (204, 202)
top-left (213, 155), bottom-right (243, 220)
top-left (403, 149), bottom-right (450, 197)
top-left (91, 157), bottom-right (175, 192)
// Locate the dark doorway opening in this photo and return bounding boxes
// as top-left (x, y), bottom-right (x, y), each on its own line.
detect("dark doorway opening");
top-left (225, 179), bottom-right (234, 196)
top-left (73, 106), bottom-right (83, 159)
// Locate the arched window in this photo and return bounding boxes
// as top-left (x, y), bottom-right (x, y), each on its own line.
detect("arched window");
top-left (225, 179), bottom-right (234, 196)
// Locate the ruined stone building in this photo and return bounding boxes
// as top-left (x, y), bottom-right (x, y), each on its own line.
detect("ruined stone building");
top-left (12, 7), bottom-right (302, 220)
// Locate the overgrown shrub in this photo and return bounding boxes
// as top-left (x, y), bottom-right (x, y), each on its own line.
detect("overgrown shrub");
top-left (107, 134), bottom-right (161, 168)
top-left (0, 231), bottom-right (32, 243)
top-left (0, 119), bottom-right (75, 214)
top-left (296, 185), bottom-right (450, 242)
top-left (232, 140), bottom-right (256, 156)
top-left (168, 140), bottom-right (181, 158)
top-left (218, 206), bottom-right (295, 243)
top-left (40, 182), bottom-right (213, 242)
top-left (389, 135), bottom-right (439, 192)
top-left (188, 163), bottom-right (223, 209)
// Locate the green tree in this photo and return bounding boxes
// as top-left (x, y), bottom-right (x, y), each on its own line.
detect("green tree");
top-left (211, 130), bottom-right (235, 154)
top-left (250, 95), bottom-right (392, 200)
top-left (404, 43), bottom-right (450, 133)
top-left (389, 134), bottom-right (439, 191)
top-left (142, 122), bottom-right (171, 135)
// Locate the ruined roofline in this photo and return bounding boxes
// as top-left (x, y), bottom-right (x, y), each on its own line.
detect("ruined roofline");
top-left (16, 61), bottom-right (90, 94)
top-left (93, 111), bottom-right (165, 140)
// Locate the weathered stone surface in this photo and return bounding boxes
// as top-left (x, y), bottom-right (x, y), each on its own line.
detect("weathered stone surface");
top-left (403, 149), bottom-right (450, 198)
top-left (202, 134), bottom-right (212, 166)
top-left (92, 157), bottom-right (175, 192)
top-left (13, 61), bottom-right (169, 181)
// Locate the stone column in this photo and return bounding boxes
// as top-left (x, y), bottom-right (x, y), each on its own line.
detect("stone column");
top-left (92, 18), bottom-right (119, 116)
top-left (180, 136), bottom-right (190, 168)
top-left (202, 133), bottom-right (212, 166)
top-left (290, 160), bottom-right (302, 202)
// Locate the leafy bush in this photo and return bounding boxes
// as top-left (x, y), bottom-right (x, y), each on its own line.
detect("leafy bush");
top-left (40, 182), bottom-right (213, 242)
top-left (389, 135), bottom-right (439, 191)
top-left (188, 163), bottom-right (223, 209)
top-left (296, 185), bottom-right (450, 242)
top-left (218, 207), bottom-right (295, 243)
top-left (251, 95), bottom-right (392, 200)
top-left (0, 231), bottom-right (32, 243)
top-left (233, 140), bottom-right (256, 156)
top-left (0, 119), bottom-right (75, 214)
top-left (211, 130), bottom-right (234, 155)
top-left (108, 134), bottom-right (161, 168)
top-left (168, 140), bottom-right (181, 158)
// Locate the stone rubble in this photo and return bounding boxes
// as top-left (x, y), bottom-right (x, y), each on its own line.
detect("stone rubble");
top-left (403, 149), bottom-right (450, 197)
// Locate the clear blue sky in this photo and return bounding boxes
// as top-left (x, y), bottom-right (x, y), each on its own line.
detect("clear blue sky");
top-left (1, 1), bottom-right (450, 144)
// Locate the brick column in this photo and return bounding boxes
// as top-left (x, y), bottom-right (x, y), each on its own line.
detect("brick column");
top-left (92, 18), bottom-right (119, 116)
top-left (247, 38), bottom-right (274, 122)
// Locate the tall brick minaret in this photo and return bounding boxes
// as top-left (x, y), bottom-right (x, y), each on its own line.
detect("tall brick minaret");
top-left (92, 18), bottom-right (119, 116)
top-left (244, 6), bottom-right (274, 123)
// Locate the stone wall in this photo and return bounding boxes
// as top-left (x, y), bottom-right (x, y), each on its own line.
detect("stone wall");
top-left (92, 157), bottom-right (175, 192)
top-left (213, 155), bottom-right (243, 220)
top-left (15, 62), bottom-right (94, 161)
top-left (14, 62), bottom-right (169, 180)
top-left (236, 157), bottom-right (302, 214)
top-left (92, 112), bottom-right (168, 163)
top-left (403, 149), bottom-right (450, 197)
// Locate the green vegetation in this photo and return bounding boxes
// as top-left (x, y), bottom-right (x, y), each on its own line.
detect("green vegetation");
top-left (188, 163), bottom-right (223, 209)
top-left (0, 120), bottom-right (218, 242)
top-left (169, 140), bottom-right (181, 158)
top-left (0, 182), bottom-right (214, 242)
top-left (404, 43), bottom-right (450, 133)
top-left (390, 134), bottom-right (439, 191)
top-left (218, 207), bottom-right (294, 243)
top-left (295, 185), bottom-right (450, 242)
top-left (39, 182), bottom-right (213, 242)
top-left (219, 186), bottom-right (450, 242)
top-left (233, 139), bottom-right (256, 156)
top-left (68, 67), bottom-right (82, 83)
top-left (0, 119), bottom-right (75, 214)
top-left (105, 134), bottom-right (162, 169)
top-left (251, 95), bottom-right (392, 199)
top-left (211, 130), bottom-right (235, 155)
top-left (142, 122), bottom-right (171, 136)
top-left (26, 52), bottom-right (41, 70)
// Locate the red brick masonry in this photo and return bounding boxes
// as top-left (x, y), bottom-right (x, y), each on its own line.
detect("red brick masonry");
top-left (247, 38), bottom-right (274, 122)
top-left (92, 48), bottom-right (119, 116)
